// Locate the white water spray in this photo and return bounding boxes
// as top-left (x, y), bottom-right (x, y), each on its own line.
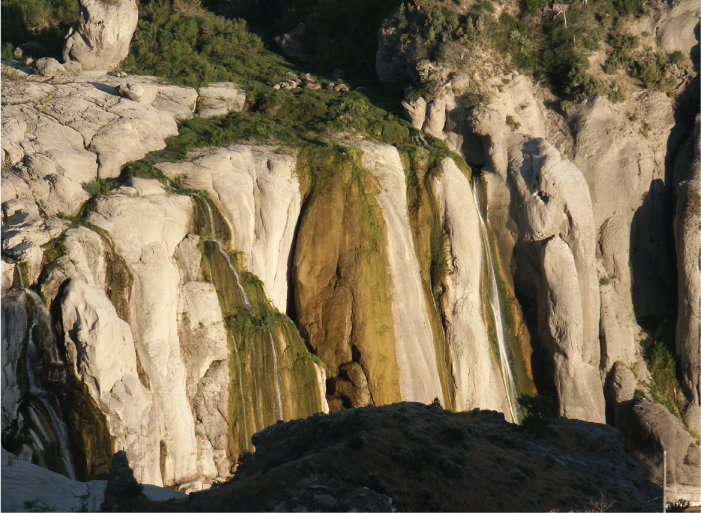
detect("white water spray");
top-left (471, 176), bottom-right (521, 424)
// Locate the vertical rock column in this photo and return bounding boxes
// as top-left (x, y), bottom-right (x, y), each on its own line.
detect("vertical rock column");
top-left (509, 138), bottom-right (605, 423)
top-left (432, 158), bottom-right (511, 416)
top-left (356, 141), bottom-right (444, 405)
top-left (63, 0), bottom-right (139, 71)
top-left (88, 191), bottom-right (199, 485)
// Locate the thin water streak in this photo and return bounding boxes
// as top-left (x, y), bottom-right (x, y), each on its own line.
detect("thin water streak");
top-left (471, 175), bottom-right (521, 424)
top-left (267, 331), bottom-right (285, 422)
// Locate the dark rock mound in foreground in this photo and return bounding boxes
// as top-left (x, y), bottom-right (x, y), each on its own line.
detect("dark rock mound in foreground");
top-left (133, 402), bottom-right (662, 512)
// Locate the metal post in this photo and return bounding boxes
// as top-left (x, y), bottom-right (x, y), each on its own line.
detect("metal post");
top-left (662, 449), bottom-right (667, 513)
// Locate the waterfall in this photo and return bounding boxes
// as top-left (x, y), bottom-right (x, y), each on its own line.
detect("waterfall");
top-left (231, 332), bottom-right (250, 449)
top-left (471, 175), bottom-right (521, 424)
top-left (21, 289), bottom-right (77, 479)
top-left (267, 331), bottom-right (285, 422)
top-left (207, 238), bottom-right (254, 314)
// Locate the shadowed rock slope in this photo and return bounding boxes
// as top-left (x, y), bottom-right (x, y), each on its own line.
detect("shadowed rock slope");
top-left (133, 403), bottom-right (661, 512)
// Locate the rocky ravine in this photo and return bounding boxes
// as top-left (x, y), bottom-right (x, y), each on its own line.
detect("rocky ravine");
top-left (2, 0), bottom-right (700, 507)
top-left (376, 0), bottom-right (700, 501)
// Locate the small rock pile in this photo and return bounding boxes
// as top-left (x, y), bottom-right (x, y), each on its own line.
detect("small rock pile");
top-left (272, 70), bottom-right (351, 92)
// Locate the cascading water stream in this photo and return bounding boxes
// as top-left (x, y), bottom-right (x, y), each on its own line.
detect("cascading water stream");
top-left (210, 240), bottom-right (254, 315)
top-left (267, 331), bottom-right (285, 422)
top-left (22, 289), bottom-right (77, 479)
top-left (471, 175), bottom-right (521, 424)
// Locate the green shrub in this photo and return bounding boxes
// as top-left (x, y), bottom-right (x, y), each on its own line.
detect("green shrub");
top-left (505, 115), bottom-right (521, 130)
top-left (640, 337), bottom-right (686, 422)
top-left (518, 394), bottom-right (555, 436)
top-left (522, 0), bottom-right (552, 16)
top-left (613, 0), bottom-right (644, 16)
top-left (84, 177), bottom-right (120, 198)
top-left (603, 58), bottom-right (621, 75)
top-left (124, 0), bottom-right (292, 91)
top-left (1, 0), bottom-right (78, 60)
top-left (669, 51), bottom-right (684, 68)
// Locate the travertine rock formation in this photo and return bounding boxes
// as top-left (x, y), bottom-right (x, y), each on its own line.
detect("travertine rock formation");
top-left (356, 140), bottom-right (443, 405)
top-left (61, 278), bottom-right (161, 485)
top-left (155, 145), bottom-right (301, 313)
top-left (508, 138), bottom-right (604, 423)
top-left (432, 158), bottom-right (510, 416)
top-left (63, 0), bottom-right (139, 71)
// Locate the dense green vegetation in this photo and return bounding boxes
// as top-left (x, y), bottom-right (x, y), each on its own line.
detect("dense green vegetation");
top-left (123, 0), bottom-right (293, 89)
top-left (201, 0), bottom-right (405, 76)
top-left (382, 0), bottom-right (684, 102)
top-left (1, 0), bottom-right (78, 60)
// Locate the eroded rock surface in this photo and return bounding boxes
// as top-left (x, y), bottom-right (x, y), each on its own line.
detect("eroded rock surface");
top-left (63, 0), bottom-right (139, 71)
top-left (61, 278), bottom-right (161, 486)
top-left (155, 144), bottom-right (301, 313)
top-left (509, 138), bottom-right (604, 423)
top-left (432, 158), bottom-right (510, 416)
top-left (357, 140), bottom-right (443, 405)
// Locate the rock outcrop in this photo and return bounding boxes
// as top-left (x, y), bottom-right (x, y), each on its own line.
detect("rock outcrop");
top-left (432, 158), bottom-right (510, 416)
top-left (61, 278), bottom-right (161, 486)
top-left (87, 190), bottom-right (201, 486)
top-left (356, 140), bottom-right (443, 405)
top-left (508, 138), bottom-right (604, 423)
top-left (673, 118), bottom-right (700, 406)
top-left (155, 145), bottom-right (301, 313)
top-left (63, 0), bottom-right (139, 71)
top-left (627, 400), bottom-right (701, 503)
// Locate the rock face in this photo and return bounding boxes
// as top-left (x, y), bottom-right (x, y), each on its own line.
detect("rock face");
top-left (508, 138), bottom-right (604, 423)
top-left (627, 401), bottom-right (701, 503)
top-left (568, 95), bottom-right (675, 374)
top-left (673, 118), bottom-right (701, 406)
top-left (87, 191), bottom-right (200, 486)
top-left (356, 140), bottom-right (443, 405)
top-left (155, 145), bottom-right (301, 313)
top-left (61, 278), bottom-right (161, 486)
top-left (63, 0), bottom-right (139, 71)
top-left (432, 158), bottom-right (510, 416)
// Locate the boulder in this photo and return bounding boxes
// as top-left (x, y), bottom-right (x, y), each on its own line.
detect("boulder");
top-left (197, 83), bottom-right (246, 118)
top-left (35, 57), bottom-right (65, 77)
top-left (627, 400), bottom-right (701, 503)
top-left (274, 23), bottom-right (310, 61)
top-left (63, 0), bottom-right (139, 71)
top-left (118, 82), bottom-right (146, 102)
top-left (13, 42), bottom-right (48, 58)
